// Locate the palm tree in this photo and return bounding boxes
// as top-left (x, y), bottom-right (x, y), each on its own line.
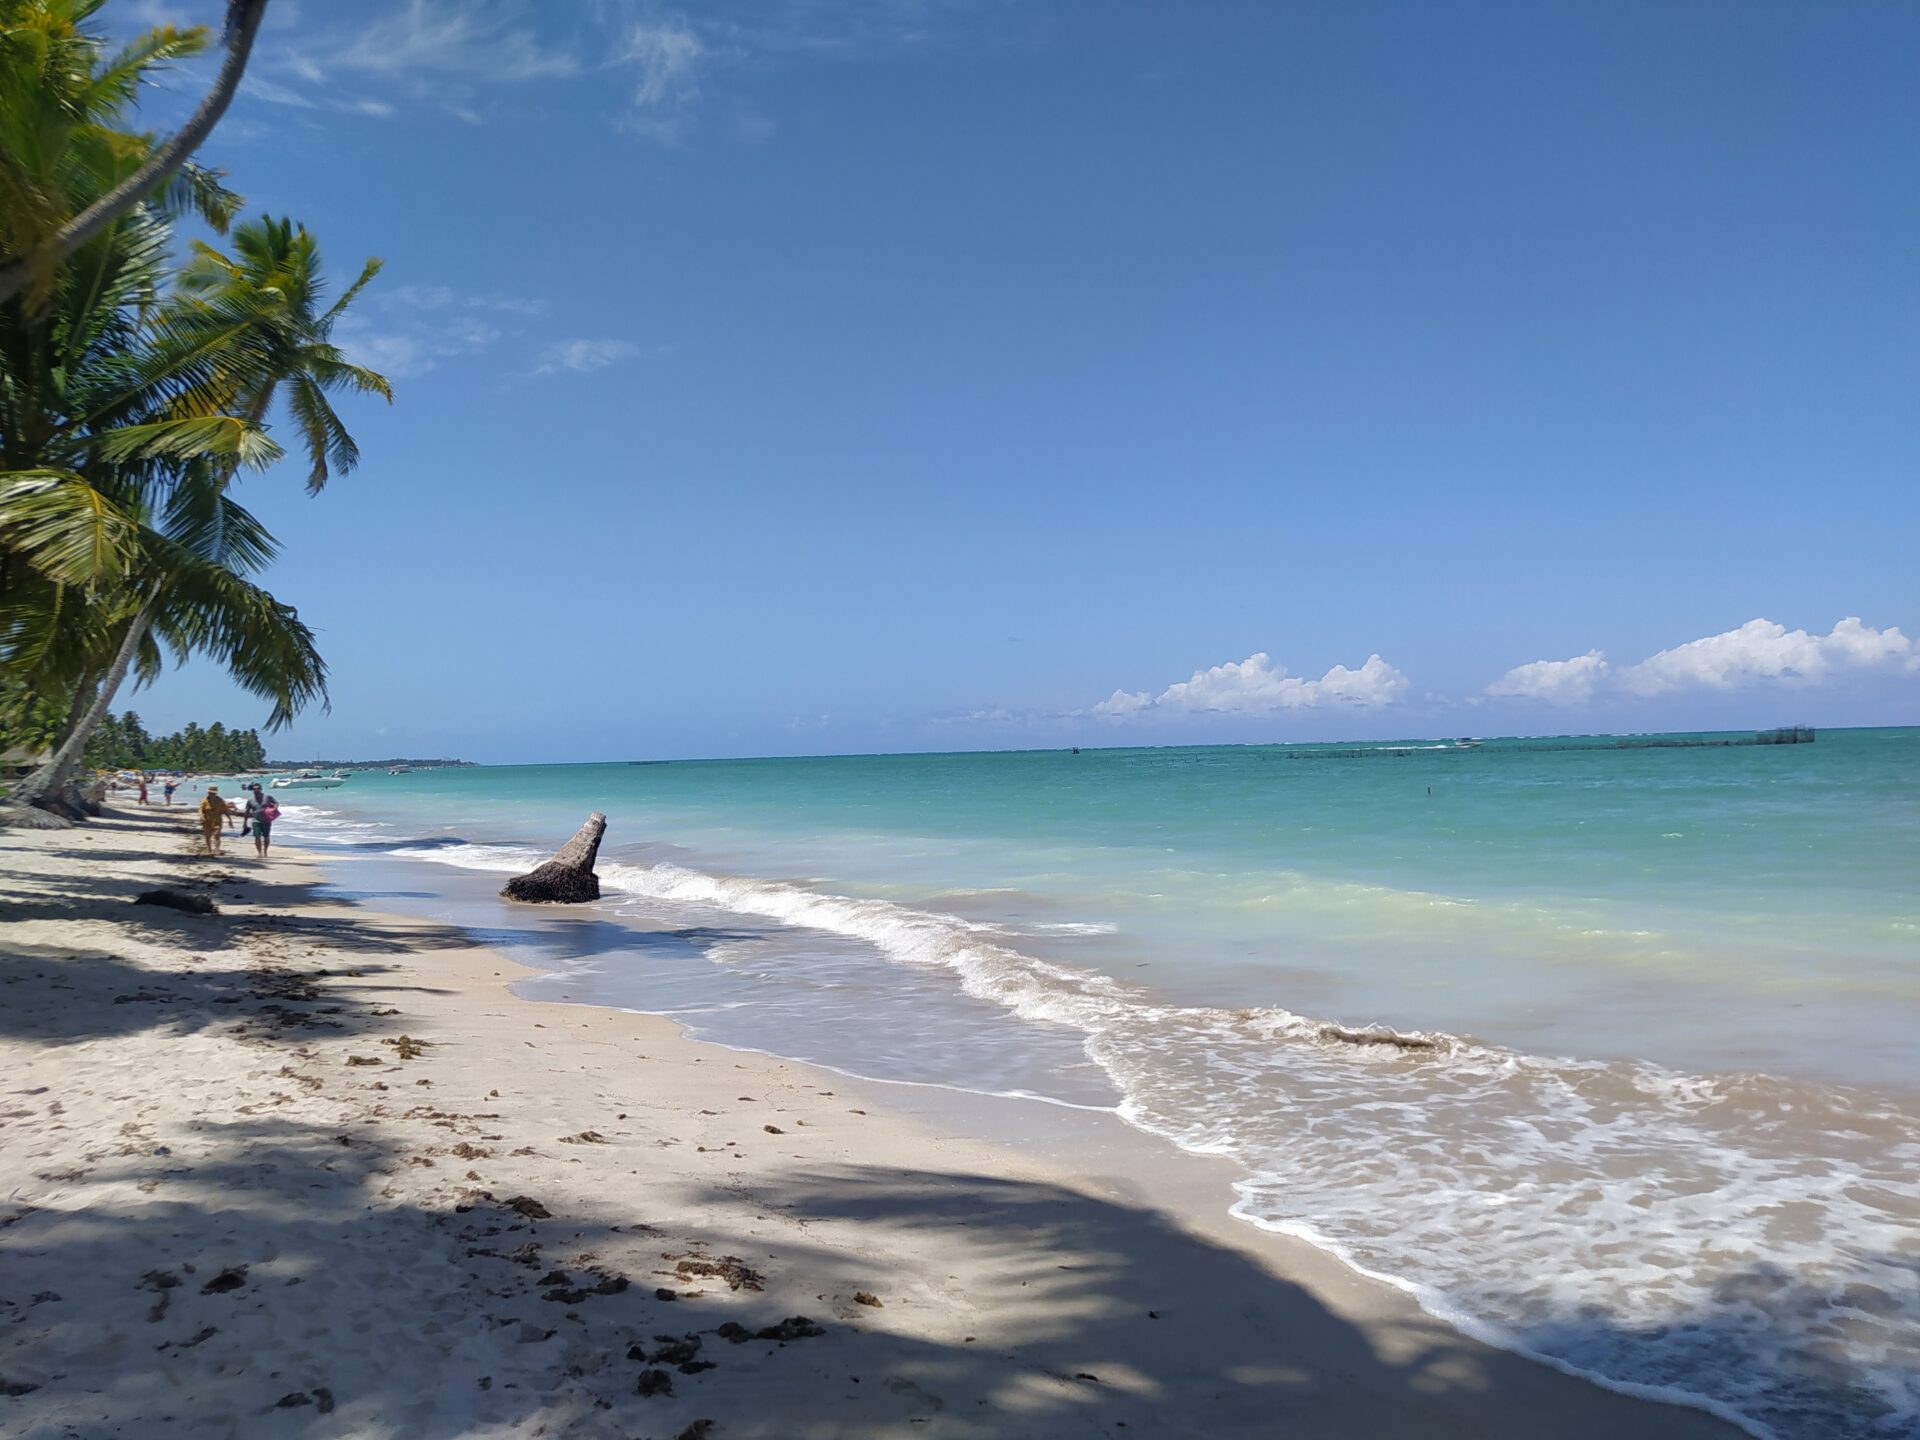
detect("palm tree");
top-left (172, 216), bottom-right (392, 492)
top-left (0, 0), bottom-right (271, 307)
top-left (4, 217), bottom-right (389, 811)
top-left (2, 9), bottom-right (387, 816)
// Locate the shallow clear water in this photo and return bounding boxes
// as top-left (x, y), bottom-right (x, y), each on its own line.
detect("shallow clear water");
top-left (273, 728), bottom-right (1920, 1438)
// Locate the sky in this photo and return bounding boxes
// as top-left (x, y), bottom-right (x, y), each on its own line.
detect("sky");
top-left (115, 0), bottom-right (1917, 762)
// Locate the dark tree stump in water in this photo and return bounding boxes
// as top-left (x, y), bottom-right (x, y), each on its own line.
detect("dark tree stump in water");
top-left (501, 813), bottom-right (606, 903)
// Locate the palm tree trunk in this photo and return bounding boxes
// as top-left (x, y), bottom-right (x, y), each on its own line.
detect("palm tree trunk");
top-left (0, 0), bottom-right (271, 307)
top-left (11, 598), bottom-right (154, 811)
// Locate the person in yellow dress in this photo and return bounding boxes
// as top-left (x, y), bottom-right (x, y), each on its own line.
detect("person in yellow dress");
top-left (198, 786), bottom-right (235, 856)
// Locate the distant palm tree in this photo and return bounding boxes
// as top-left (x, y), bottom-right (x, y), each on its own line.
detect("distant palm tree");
top-left (176, 215), bottom-right (394, 493)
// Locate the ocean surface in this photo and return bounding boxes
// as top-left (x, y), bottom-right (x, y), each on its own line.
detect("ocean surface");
top-left (268, 728), bottom-right (1919, 1438)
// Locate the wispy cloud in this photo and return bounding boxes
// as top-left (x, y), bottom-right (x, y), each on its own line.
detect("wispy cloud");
top-left (311, 0), bottom-right (578, 83)
top-left (333, 313), bottom-right (501, 380)
top-left (325, 280), bottom-right (553, 380)
top-left (1488, 618), bottom-right (1918, 704)
top-left (232, 1), bottom-right (1000, 141)
top-left (388, 284), bottom-right (550, 318)
top-left (241, 0), bottom-right (579, 124)
top-left (533, 338), bottom-right (646, 376)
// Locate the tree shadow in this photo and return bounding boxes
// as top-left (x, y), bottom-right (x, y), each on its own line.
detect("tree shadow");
top-left (8, 1102), bottom-right (1864, 1438)
top-left (0, 941), bottom-right (414, 1045)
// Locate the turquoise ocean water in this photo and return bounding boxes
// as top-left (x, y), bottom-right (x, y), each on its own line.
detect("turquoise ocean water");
top-left (273, 727), bottom-right (1919, 1438)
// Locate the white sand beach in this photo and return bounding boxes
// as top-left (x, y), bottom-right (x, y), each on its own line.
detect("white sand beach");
top-left (0, 808), bottom-right (1743, 1438)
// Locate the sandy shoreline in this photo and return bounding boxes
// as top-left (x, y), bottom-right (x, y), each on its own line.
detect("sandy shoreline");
top-left (0, 808), bottom-right (1741, 1438)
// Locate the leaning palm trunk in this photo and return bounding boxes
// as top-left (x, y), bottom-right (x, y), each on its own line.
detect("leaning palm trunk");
top-left (26, 667), bottom-right (106, 807)
top-left (0, 0), bottom-right (271, 307)
top-left (11, 597), bottom-right (153, 811)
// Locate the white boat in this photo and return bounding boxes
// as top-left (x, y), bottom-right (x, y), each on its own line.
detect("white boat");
top-left (388, 765), bottom-right (412, 775)
top-left (270, 770), bottom-right (349, 790)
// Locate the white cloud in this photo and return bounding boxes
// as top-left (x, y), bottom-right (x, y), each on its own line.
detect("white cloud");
top-left (243, 0), bottom-right (580, 123)
top-left (1490, 619), bottom-right (1916, 704)
top-left (315, 0), bottom-right (578, 82)
top-left (534, 338), bottom-right (644, 376)
top-left (1487, 650), bottom-right (1610, 704)
top-left (240, 75), bottom-right (317, 110)
top-left (333, 313), bottom-right (501, 380)
top-left (389, 285), bottom-right (549, 317)
top-left (1092, 689), bottom-right (1151, 717)
top-left (235, 1), bottom-right (970, 139)
top-left (623, 19), bottom-right (704, 108)
top-left (1623, 617), bottom-right (1915, 695)
top-left (1100, 651), bottom-right (1409, 719)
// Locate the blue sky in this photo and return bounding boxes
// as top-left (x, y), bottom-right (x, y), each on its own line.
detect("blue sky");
top-left (121, 0), bottom-right (1916, 761)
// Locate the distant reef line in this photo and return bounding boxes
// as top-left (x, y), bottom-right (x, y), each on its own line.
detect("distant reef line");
top-left (264, 758), bottom-right (477, 769)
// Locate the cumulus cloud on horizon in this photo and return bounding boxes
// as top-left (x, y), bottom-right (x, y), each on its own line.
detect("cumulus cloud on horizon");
top-left (1488, 618), bottom-right (1917, 704)
top-left (1096, 651), bottom-right (1409, 719)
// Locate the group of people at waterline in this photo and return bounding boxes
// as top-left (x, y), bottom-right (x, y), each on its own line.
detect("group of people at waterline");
top-left (194, 783), bottom-right (277, 857)
top-left (128, 774), bottom-right (278, 858)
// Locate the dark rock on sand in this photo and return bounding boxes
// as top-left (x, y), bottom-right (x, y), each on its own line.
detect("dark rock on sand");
top-left (135, 889), bottom-right (218, 915)
top-left (648, 1335), bottom-right (702, 1367)
top-left (671, 1254), bottom-right (764, 1291)
top-left (718, 1316), bottom-right (825, 1343)
top-left (635, 1368), bottom-right (674, 1397)
top-left (542, 1271), bottom-right (629, 1304)
top-left (200, 1267), bottom-right (248, 1294)
top-left (756, 1315), bottom-right (825, 1341)
top-left (500, 813), bottom-right (606, 904)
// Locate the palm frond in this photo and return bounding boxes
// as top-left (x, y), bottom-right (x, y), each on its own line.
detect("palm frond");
top-left (0, 469), bottom-right (140, 586)
top-left (319, 255), bottom-right (384, 329)
top-left (285, 373), bottom-right (358, 491)
top-left (161, 473), bottom-right (280, 573)
top-left (91, 414), bottom-right (283, 469)
top-left (145, 540), bottom-right (329, 729)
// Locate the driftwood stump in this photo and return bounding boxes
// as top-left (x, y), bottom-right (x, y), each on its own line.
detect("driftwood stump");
top-left (501, 813), bottom-right (606, 903)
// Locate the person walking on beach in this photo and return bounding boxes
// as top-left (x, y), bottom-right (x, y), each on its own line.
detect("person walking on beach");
top-left (252, 795), bottom-right (280, 859)
top-left (162, 779), bottom-right (176, 806)
top-left (137, 777), bottom-right (149, 806)
top-left (198, 787), bottom-right (232, 856)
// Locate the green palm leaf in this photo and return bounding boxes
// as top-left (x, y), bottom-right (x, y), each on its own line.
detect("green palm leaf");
top-left (0, 469), bottom-right (139, 585)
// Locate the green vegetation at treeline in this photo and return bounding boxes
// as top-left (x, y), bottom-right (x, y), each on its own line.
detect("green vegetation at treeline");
top-left (0, 0), bottom-right (387, 813)
top-left (83, 711), bottom-right (264, 773)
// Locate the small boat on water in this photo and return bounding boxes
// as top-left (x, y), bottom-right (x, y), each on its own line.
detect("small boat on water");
top-left (270, 770), bottom-right (350, 790)
top-left (388, 765), bottom-right (412, 775)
